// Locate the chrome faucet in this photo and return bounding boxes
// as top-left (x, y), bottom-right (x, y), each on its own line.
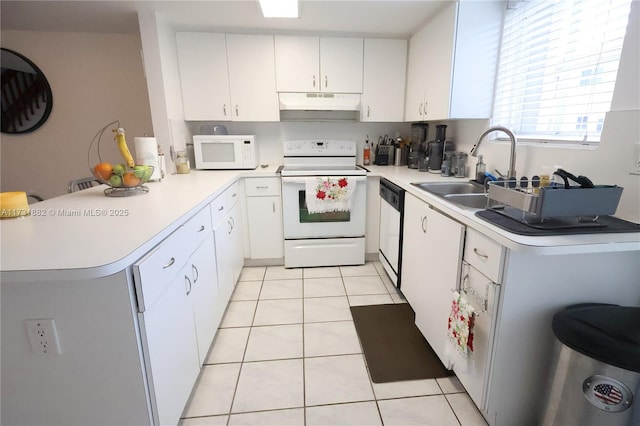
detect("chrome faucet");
top-left (470, 126), bottom-right (518, 178)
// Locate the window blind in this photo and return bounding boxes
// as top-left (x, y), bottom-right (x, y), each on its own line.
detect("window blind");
top-left (492, 0), bottom-right (632, 144)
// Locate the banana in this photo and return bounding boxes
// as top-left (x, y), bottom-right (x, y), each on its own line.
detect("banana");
top-left (114, 127), bottom-right (135, 168)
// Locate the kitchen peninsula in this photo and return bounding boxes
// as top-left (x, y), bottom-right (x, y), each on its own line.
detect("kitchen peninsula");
top-left (2, 167), bottom-right (639, 425)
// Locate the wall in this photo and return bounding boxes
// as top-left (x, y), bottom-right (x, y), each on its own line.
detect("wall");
top-left (448, 1), bottom-right (640, 223)
top-left (0, 30), bottom-right (154, 200)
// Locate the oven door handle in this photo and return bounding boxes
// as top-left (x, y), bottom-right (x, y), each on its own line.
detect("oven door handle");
top-left (281, 176), bottom-right (367, 185)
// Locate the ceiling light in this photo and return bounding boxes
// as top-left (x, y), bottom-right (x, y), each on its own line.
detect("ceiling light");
top-left (259, 0), bottom-right (298, 18)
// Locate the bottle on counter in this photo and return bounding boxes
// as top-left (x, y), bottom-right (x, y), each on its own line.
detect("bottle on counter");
top-left (475, 155), bottom-right (486, 183)
top-left (158, 145), bottom-right (166, 180)
top-left (363, 136), bottom-right (371, 166)
top-left (176, 150), bottom-right (190, 174)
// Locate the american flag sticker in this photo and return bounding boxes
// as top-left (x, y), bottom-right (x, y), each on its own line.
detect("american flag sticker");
top-left (593, 383), bottom-right (624, 405)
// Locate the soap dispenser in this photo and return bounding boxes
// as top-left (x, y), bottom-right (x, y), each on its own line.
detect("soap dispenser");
top-left (475, 155), bottom-right (486, 183)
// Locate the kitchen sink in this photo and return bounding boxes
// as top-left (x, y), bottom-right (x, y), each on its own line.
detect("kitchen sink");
top-left (411, 181), bottom-right (498, 210)
top-left (411, 181), bottom-right (485, 196)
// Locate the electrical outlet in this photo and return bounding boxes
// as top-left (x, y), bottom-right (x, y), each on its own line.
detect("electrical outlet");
top-left (25, 319), bottom-right (61, 356)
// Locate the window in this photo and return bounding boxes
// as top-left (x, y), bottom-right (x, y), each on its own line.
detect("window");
top-left (491, 0), bottom-right (632, 145)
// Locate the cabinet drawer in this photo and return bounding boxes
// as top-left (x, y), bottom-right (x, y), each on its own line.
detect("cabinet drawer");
top-left (210, 193), bottom-right (228, 226)
top-left (134, 229), bottom-right (189, 312)
top-left (183, 205), bottom-right (212, 244)
top-left (227, 181), bottom-right (241, 208)
top-left (245, 177), bottom-right (280, 197)
top-left (463, 228), bottom-right (504, 283)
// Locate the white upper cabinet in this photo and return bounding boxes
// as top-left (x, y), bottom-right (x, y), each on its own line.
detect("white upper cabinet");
top-left (405, 1), bottom-right (504, 121)
top-left (275, 36), bottom-right (320, 92)
top-left (226, 34), bottom-right (279, 121)
top-left (275, 36), bottom-right (364, 93)
top-left (176, 32), bottom-right (231, 121)
top-left (177, 33), bottom-right (279, 122)
top-left (361, 38), bottom-right (407, 122)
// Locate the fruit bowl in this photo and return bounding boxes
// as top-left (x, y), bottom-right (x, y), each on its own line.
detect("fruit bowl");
top-left (92, 164), bottom-right (155, 197)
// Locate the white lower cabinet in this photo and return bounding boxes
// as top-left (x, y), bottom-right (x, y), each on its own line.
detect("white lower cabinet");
top-left (141, 261), bottom-right (200, 426)
top-left (189, 235), bottom-right (219, 364)
top-left (213, 196), bottom-right (244, 309)
top-left (454, 261), bottom-right (500, 409)
top-left (400, 193), bottom-right (465, 364)
top-left (245, 177), bottom-right (283, 260)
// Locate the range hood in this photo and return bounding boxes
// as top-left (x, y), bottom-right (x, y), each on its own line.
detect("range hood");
top-left (279, 92), bottom-right (361, 111)
top-left (278, 92), bottom-right (361, 121)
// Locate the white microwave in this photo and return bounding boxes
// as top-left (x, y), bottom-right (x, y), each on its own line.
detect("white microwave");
top-left (192, 135), bottom-right (258, 170)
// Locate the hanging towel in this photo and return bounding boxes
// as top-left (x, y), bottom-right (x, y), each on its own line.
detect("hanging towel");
top-left (447, 291), bottom-right (477, 357)
top-left (305, 177), bottom-right (355, 214)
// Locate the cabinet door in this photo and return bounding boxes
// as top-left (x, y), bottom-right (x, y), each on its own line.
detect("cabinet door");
top-left (189, 234), bottom-right (219, 365)
top-left (142, 262), bottom-right (200, 426)
top-left (214, 214), bottom-right (234, 307)
top-left (228, 203), bottom-right (245, 284)
top-left (404, 27), bottom-right (428, 121)
top-left (176, 32), bottom-right (231, 121)
top-left (246, 196), bottom-right (283, 259)
top-left (226, 34), bottom-right (279, 121)
top-left (361, 39), bottom-right (407, 122)
top-left (319, 37), bottom-right (363, 93)
top-left (400, 193), bottom-right (464, 364)
top-left (274, 36), bottom-right (320, 92)
top-left (422, 2), bottom-right (456, 121)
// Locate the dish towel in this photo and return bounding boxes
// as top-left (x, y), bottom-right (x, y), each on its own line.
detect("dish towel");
top-left (305, 177), bottom-right (355, 214)
top-left (447, 291), bottom-right (477, 358)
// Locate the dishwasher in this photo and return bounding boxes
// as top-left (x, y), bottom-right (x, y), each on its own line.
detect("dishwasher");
top-left (378, 178), bottom-right (405, 289)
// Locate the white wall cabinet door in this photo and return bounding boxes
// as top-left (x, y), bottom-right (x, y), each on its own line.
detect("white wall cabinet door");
top-left (274, 36), bottom-right (363, 93)
top-left (400, 193), bottom-right (464, 364)
top-left (404, 1), bottom-right (503, 121)
top-left (275, 36), bottom-right (320, 92)
top-left (142, 262), bottom-right (200, 426)
top-left (226, 34), bottom-right (279, 121)
top-left (319, 37), bottom-right (363, 93)
top-left (404, 27), bottom-right (429, 121)
top-left (361, 39), bottom-right (407, 122)
top-left (188, 234), bottom-right (219, 365)
top-left (176, 32), bottom-right (231, 121)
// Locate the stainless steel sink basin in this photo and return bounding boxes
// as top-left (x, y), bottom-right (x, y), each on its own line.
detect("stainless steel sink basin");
top-left (411, 181), bottom-right (496, 210)
top-left (411, 181), bottom-right (485, 196)
top-left (443, 193), bottom-right (495, 210)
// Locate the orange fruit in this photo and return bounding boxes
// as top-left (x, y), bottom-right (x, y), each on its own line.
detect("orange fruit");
top-left (123, 172), bottom-right (141, 187)
top-left (93, 162), bottom-right (113, 181)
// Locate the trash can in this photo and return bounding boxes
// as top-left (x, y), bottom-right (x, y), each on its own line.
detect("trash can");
top-left (541, 303), bottom-right (640, 425)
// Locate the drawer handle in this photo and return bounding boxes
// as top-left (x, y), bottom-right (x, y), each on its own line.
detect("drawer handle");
top-left (185, 275), bottom-right (192, 296)
top-left (421, 216), bottom-right (427, 233)
top-left (473, 248), bottom-right (489, 260)
top-left (162, 257), bottom-right (176, 269)
top-left (256, 185), bottom-right (269, 189)
top-left (231, 192), bottom-right (237, 198)
top-left (218, 206), bottom-right (224, 211)
top-left (192, 264), bottom-right (199, 283)
top-left (197, 225), bottom-right (205, 232)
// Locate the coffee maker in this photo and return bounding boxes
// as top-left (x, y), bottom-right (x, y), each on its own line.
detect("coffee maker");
top-left (427, 125), bottom-right (447, 172)
top-left (408, 123), bottom-right (428, 169)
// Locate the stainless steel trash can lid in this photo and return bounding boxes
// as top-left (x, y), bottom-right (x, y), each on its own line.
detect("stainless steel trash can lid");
top-left (552, 303), bottom-right (640, 373)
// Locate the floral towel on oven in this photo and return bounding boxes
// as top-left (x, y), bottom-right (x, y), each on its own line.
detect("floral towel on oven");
top-left (447, 291), bottom-right (476, 358)
top-left (305, 177), bottom-right (355, 214)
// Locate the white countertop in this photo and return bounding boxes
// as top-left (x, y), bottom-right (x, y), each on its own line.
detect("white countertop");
top-left (364, 164), bottom-right (640, 255)
top-left (2, 164), bottom-right (638, 281)
top-left (0, 167), bottom-right (279, 280)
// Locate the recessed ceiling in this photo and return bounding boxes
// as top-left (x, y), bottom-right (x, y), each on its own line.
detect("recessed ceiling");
top-left (1, 0), bottom-right (451, 38)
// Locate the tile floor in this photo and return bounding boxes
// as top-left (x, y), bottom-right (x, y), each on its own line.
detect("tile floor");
top-left (180, 261), bottom-right (488, 426)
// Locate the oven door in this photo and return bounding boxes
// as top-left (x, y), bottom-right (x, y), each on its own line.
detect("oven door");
top-left (281, 176), bottom-right (367, 239)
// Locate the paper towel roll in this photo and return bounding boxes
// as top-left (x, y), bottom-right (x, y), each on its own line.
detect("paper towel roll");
top-left (133, 137), bottom-right (162, 181)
